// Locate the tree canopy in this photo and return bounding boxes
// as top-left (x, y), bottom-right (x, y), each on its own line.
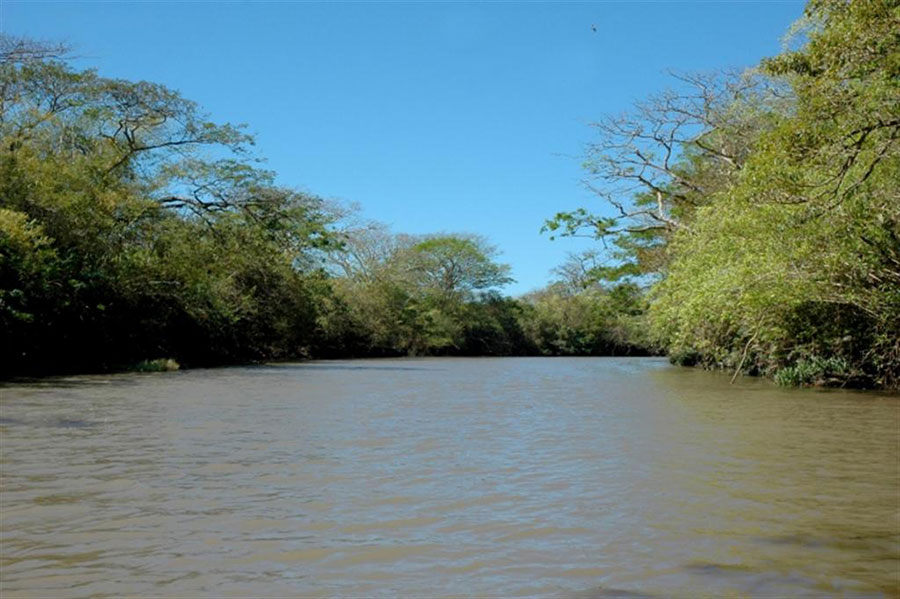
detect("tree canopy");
top-left (0, 36), bottom-right (337, 373)
top-left (550, 0), bottom-right (900, 388)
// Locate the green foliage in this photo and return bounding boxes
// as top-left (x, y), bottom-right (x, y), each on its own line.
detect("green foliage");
top-left (542, 71), bottom-right (788, 285)
top-left (669, 0), bottom-right (900, 388)
top-left (319, 221), bottom-right (649, 358)
top-left (0, 37), bottom-right (337, 376)
top-left (773, 356), bottom-right (851, 387)
top-left (319, 229), bottom-right (513, 356)
top-left (458, 293), bottom-right (535, 356)
top-left (520, 282), bottom-right (652, 356)
top-left (0, 208), bottom-right (57, 325)
top-left (402, 235), bottom-right (514, 297)
top-left (557, 0), bottom-right (900, 388)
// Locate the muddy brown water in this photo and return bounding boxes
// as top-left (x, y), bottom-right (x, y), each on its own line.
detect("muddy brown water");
top-left (1, 357), bottom-right (898, 597)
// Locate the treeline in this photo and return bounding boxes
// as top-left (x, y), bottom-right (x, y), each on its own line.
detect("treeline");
top-left (0, 36), bottom-right (648, 377)
top-left (546, 0), bottom-right (899, 389)
top-left (318, 229), bottom-right (649, 358)
top-left (6, 0), bottom-right (895, 388)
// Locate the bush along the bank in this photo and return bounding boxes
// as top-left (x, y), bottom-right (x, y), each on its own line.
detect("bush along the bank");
top-left (773, 356), bottom-right (851, 388)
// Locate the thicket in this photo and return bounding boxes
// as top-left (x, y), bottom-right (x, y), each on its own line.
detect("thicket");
top-left (0, 36), bottom-right (649, 377)
top-left (546, 0), bottom-right (900, 389)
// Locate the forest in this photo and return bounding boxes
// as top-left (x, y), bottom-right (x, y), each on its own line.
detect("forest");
top-left (1, 0), bottom-right (898, 388)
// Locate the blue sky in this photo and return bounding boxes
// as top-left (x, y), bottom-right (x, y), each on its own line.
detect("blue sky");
top-left (2, 0), bottom-right (804, 295)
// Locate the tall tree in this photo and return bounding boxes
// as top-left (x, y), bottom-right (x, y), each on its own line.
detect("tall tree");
top-left (543, 71), bottom-right (788, 282)
top-left (0, 35), bottom-right (336, 374)
top-left (649, 0), bottom-right (900, 386)
top-left (400, 234), bottom-right (514, 298)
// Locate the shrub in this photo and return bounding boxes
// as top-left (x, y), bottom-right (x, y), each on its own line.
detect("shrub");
top-left (774, 356), bottom-right (850, 387)
top-left (132, 358), bottom-right (180, 373)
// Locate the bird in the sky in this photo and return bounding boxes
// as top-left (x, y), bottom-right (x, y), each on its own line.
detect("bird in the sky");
top-left (591, 24), bottom-right (597, 32)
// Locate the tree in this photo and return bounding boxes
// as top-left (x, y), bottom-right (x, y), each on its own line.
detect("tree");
top-left (321, 227), bottom-right (516, 356)
top-left (648, 0), bottom-right (900, 387)
top-left (550, 250), bottom-right (605, 295)
top-left (0, 36), bottom-right (70, 65)
top-left (326, 217), bottom-right (413, 284)
top-left (400, 234), bottom-right (513, 298)
top-left (0, 35), bottom-right (337, 374)
top-left (543, 70), bottom-right (789, 282)
top-left (549, 1), bottom-right (899, 387)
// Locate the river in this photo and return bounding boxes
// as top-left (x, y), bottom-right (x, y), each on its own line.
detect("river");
top-left (1, 357), bottom-right (898, 597)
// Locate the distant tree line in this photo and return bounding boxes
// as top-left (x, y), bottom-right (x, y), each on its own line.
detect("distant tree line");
top-left (0, 34), bottom-right (649, 377)
top-left (317, 224), bottom-right (650, 358)
top-left (545, 0), bottom-right (899, 389)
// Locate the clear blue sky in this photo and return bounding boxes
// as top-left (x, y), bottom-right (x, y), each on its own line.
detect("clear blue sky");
top-left (2, 0), bottom-right (804, 295)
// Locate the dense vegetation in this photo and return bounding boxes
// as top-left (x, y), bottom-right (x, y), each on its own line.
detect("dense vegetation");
top-left (546, 0), bottom-right (899, 389)
top-left (0, 36), bottom-right (647, 377)
top-left (3, 0), bottom-right (896, 389)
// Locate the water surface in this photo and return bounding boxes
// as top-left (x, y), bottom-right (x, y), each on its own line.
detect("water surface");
top-left (1, 358), bottom-right (898, 597)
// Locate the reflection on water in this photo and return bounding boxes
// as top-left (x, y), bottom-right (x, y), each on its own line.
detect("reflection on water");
top-left (1, 358), bottom-right (897, 597)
